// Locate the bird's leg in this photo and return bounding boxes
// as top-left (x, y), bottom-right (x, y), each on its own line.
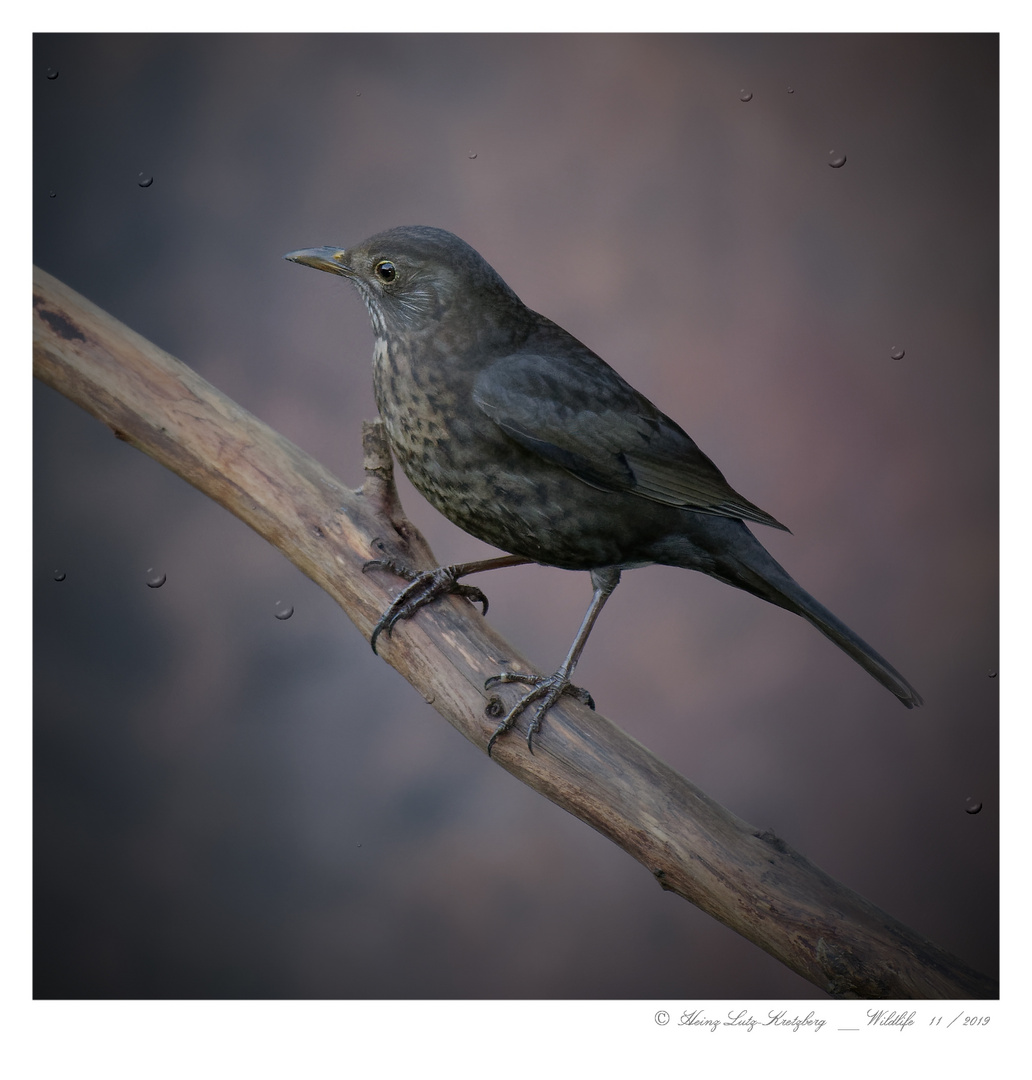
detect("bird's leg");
top-left (364, 553), bottom-right (530, 654)
top-left (486, 568), bottom-right (621, 755)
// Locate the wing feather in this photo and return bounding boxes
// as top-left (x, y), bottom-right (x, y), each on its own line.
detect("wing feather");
top-left (472, 352), bottom-right (788, 531)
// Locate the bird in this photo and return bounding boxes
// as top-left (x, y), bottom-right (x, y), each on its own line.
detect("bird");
top-left (285, 226), bottom-right (922, 753)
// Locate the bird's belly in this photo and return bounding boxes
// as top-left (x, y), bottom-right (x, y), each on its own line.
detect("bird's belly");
top-left (384, 410), bottom-right (676, 569)
top-left (372, 337), bottom-right (687, 569)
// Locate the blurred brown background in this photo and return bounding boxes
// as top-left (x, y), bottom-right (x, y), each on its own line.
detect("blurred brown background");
top-left (33, 33), bottom-right (997, 998)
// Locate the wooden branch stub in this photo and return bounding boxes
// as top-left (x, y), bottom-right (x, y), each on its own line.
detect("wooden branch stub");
top-left (359, 419), bottom-right (439, 573)
top-left (32, 265), bottom-right (997, 999)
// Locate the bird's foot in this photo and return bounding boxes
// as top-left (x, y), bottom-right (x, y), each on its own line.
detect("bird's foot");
top-left (363, 557), bottom-right (489, 654)
top-left (484, 671), bottom-right (595, 755)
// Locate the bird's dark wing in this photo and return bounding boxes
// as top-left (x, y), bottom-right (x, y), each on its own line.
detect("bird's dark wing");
top-left (472, 352), bottom-right (788, 531)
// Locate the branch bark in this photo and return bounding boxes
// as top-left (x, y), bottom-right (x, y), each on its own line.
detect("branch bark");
top-left (32, 265), bottom-right (997, 999)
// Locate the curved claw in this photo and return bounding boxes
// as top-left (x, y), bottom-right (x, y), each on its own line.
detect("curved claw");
top-left (569, 686), bottom-right (595, 711)
top-left (369, 607), bottom-right (404, 655)
top-left (368, 581), bottom-right (428, 654)
top-left (485, 671), bottom-right (594, 708)
top-left (452, 583), bottom-right (489, 616)
top-left (485, 671), bottom-right (536, 691)
top-left (484, 670), bottom-right (595, 756)
top-left (366, 561), bottom-right (491, 654)
top-left (363, 556), bottom-right (417, 581)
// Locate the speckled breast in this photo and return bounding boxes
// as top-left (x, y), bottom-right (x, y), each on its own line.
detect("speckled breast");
top-left (370, 336), bottom-right (688, 571)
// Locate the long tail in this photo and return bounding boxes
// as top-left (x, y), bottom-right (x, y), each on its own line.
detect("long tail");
top-left (674, 520), bottom-right (923, 708)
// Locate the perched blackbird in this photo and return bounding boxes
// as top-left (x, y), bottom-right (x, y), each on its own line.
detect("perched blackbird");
top-left (286, 226), bottom-right (922, 751)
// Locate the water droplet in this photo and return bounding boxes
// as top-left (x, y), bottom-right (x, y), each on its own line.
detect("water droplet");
top-left (46, 67), bottom-right (59, 80)
top-left (48, 190), bottom-right (57, 199)
top-left (739, 89), bottom-right (753, 102)
top-left (827, 149), bottom-right (847, 168)
top-left (964, 797), bottom-right (983, 815)
top-left (145, 568), bottom-right (166, 588)
top-left (137, 173), bottom-right (154, 188)
top-left (274, 600), bottom-right (294, 621)
top-left (787, 86), bottom-right (795, 94)
top-left (53, 570), bottom-right (66, 582)
top-left (355, 90), bottom-right (362, 97)
top-left (890, 345), bottom-right (906, 360)
top-left (988, 670), bottom-right (997, 679)
top-left (468, 151), bottom-right (478, 160)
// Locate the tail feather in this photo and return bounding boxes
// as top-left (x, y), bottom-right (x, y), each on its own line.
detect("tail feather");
top-left (745, 564), bottom-right (923, 708)
top-left (692, 525), bottom-right (923, 708)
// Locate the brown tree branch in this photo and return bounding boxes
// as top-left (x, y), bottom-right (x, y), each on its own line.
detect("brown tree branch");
top-left (32, 265), bottom-right (996, 999)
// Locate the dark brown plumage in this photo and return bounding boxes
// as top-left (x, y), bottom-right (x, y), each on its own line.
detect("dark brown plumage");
top-left (286, 226), bottom-right (921, 752)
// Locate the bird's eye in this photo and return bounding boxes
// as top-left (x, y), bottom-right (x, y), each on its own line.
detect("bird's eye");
top-left (375, 260), bottom-right (397, 283)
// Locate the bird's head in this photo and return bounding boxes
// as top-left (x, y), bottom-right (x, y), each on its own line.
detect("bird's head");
top-left (285, 225), bottom-right (524, 339)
